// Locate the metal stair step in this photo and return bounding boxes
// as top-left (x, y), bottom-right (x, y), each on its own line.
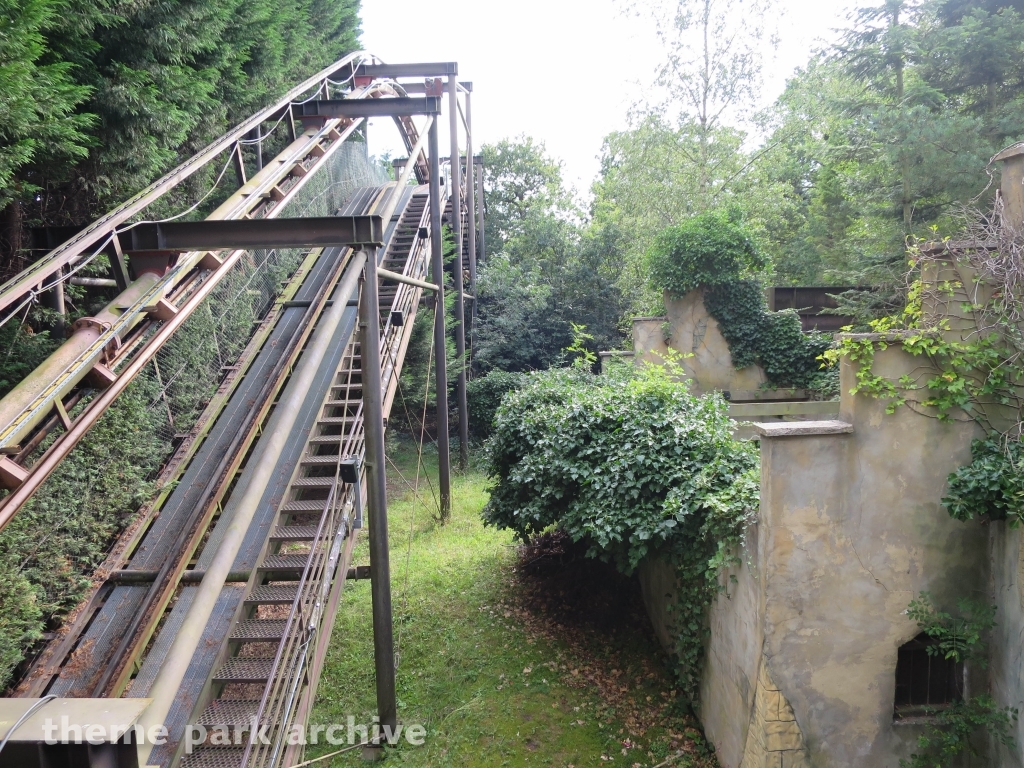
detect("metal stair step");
top-left (308, 435), bottom-right (343, 445)
top-left (198, 699), bottom-right (260, 728)
top-left (181, 746), bottom-right (245, 768)
top-left (230, 619), bottom-right (287, 642)
top-left (213, 657), bottom-right (275, 684)
top-left (283, 498), bottom-right (330, 512)
top-left (301, 455), bottom-right (345, 466)
top-left (259, 554), bottom-right (310, 571)
top-left (290, 476), bottom-right (336, 488)
top-left (246, 584), bottom-right (299, 604)
top-left (270, 525), bottom-right (319, 542)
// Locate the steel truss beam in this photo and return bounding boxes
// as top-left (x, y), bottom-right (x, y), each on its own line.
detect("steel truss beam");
top-left (293, 97), bottom-right (440, 119)
top-left (122, 216), bottom-right (384, 252)
top-left (0, 51), bottom-right (383, 320)
top-left (355, 62), bottom-right (457, 78)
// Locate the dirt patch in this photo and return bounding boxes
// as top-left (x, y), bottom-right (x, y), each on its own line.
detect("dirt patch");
top-left (498, 530), bottom-right (715, 766)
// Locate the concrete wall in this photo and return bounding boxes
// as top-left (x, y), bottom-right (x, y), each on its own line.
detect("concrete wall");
top-left (633, 290), bottom-right (779, 399)
top-left (988, 522), bottom-right (1024, 767)
top-left (640, 347), bottom-right (992, 767)
top-left (748, 351), bottom-right (987, 767)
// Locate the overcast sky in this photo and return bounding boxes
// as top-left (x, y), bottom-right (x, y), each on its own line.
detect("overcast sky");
top-left (361, 0), bottom-right (856, 194)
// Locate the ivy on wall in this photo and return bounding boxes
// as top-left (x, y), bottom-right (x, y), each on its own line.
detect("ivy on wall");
top-left (822, 213), bottom-right (1024, 526)
top-left (703, 281), bottom-right (833, 390)
top-left (646, 210), bottom-right (766, 297)
top-left (900, 593), bottom-right (1017, 767)
top-left (646, 211), bottom-right (834, 392)
top-left (482, 361), bottom-right (759, 703)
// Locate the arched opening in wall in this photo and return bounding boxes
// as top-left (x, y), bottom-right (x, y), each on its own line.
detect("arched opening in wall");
top-left (894, 633), bottom-right (963, 719)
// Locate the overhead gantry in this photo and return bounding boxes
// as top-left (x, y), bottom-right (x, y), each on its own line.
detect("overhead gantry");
top-left (0, 54), bottom-right (482, 768)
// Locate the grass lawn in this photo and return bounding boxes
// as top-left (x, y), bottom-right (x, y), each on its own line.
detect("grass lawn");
top-left (307, 439), bottom-right (715, 768)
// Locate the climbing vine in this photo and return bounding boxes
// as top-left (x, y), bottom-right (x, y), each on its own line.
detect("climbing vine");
top-left (482, 360), bottom-right (759, 703)
top-left (823, 203), bottom-right (1024, 525)
top-left (703, 281), bottom-right (833, 391)
top-left (900, 593), bottom-right (1017, 768)
top-left (647, 212), bottom-right (834, 392)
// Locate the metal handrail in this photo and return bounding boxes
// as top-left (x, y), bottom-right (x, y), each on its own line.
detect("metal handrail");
top-left (245, 189), bottom-right (436, 768)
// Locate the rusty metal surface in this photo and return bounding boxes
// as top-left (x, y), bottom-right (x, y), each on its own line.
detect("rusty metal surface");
top-left (0, 52), bottom-right (377, 320)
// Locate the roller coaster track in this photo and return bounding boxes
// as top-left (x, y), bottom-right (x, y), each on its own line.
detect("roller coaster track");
top-left (0, 54), bottom-right (479, 768)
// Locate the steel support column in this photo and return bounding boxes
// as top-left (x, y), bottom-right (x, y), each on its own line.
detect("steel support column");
top-left (476, 157), bottom-right (486, 269)
top-left (448, 76), bottom-right (470, 471)
top-left (134, 251), bottom-right (367, 766)
top-left (428, 120), bottom-right (452, 520)
top-left (465, 90), bottom-right (477, 300)
top-left (360, 247), bottom-right (397, 734)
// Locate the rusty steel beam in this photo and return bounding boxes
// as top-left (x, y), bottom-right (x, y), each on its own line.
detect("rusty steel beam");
top-left (0, 51), bottom-right (381, 320)
top-left (293, 96), bottom-right (441, 119)
top-left (428, 119), bottom-right (452, 519)
top-left (134, 252), bottom-right (368, 767)
top-left (448, 76), bottom-right (470, 471)
top-left (355, 61), bottom-right (457, 78)
top-left (0, 115), bottom-right (365, 458)
top-left (122, 216), bottom-right (384, 252)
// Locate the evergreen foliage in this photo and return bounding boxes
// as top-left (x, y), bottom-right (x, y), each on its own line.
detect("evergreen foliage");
top-left (0, 377), bottom-right (167, 687)
top-left (474, 138), bottom-right (628, 373)
top-left (482, 363), bottom-right (759, 701)
top-left (2, 0), bottom-right (362, 267)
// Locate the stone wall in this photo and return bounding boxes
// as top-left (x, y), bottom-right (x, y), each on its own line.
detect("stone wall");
top-left (639, 348), bottom-right (992, 767)
top-left (633, 290), bottom-right (774, 399)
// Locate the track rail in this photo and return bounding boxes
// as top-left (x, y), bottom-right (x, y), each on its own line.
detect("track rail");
top-left (0, 74), bottom-right (432, 536)
top-left (0, 54), bottom-right (477, 768)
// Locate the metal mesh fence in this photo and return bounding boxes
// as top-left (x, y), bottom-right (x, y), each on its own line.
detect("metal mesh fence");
top-left (0, 140), bottom-right (389, 688)
top-left (144, 140), bottom-right (388, 446)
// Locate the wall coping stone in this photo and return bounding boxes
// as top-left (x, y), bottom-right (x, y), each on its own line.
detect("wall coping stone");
top-left (752, 420), bottom-right (854, 437)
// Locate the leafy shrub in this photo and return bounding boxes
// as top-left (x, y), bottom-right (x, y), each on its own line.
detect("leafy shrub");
top-left (900, 593), bottom-right (1017, 767)
top-left (466, 370), bottom-right (527, 439)
top-left (703, 281), bottom-right (833, 390)
top-left (482, 363), bottom-right (759, 701)
top-left (646, 214), bottom-right (832, 392)
top-left (943, 437), bottom-right (1024, 524)
top-left (646, 210), bottom-right (766, 298)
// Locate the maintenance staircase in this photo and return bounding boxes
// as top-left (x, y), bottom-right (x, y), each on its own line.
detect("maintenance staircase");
top-left (0, 52), bottom-right (473, 768)
top-left (182, 189), bottom-right (432, 768)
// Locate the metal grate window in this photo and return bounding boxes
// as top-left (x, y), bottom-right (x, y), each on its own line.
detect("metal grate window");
top-left (894, 633), bottom-right (963, 718)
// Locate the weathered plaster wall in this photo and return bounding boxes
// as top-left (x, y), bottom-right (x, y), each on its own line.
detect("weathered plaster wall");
top-left (989, 524), bottom-right (1024, 768)
top-left (632, 290), bottom-right (770, 397)
top-left (757, 356), bottom-right (986, 766)
top-left (640, 347), bottom-right (991, 767)
top-left (700, 534), bottom-right (762, 767)
top-left (664, 289), bottom-right (768, 394)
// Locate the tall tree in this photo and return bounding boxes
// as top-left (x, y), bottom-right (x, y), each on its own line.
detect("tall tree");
top-left (0, 0), bottom-right (93, 266)
top-left (474, 137), bottom-right (627, 372)
top-left (4, 0), bottom-right (361, 272)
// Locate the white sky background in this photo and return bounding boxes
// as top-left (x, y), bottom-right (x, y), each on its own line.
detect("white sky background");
top-left (361, 0), bottom-right (856, 195)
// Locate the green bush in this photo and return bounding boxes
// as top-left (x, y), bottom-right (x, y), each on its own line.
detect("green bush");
top-left (646, 214), bottom-right (832, 392)
top-left (482, 363), bottom-right (759, 701)
top-left (466, 370), bottom-right (527, 439)
top-left (944, 437), bottom-right (1024, 524)
top-left (646, 210), bottom-right (766, 298)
